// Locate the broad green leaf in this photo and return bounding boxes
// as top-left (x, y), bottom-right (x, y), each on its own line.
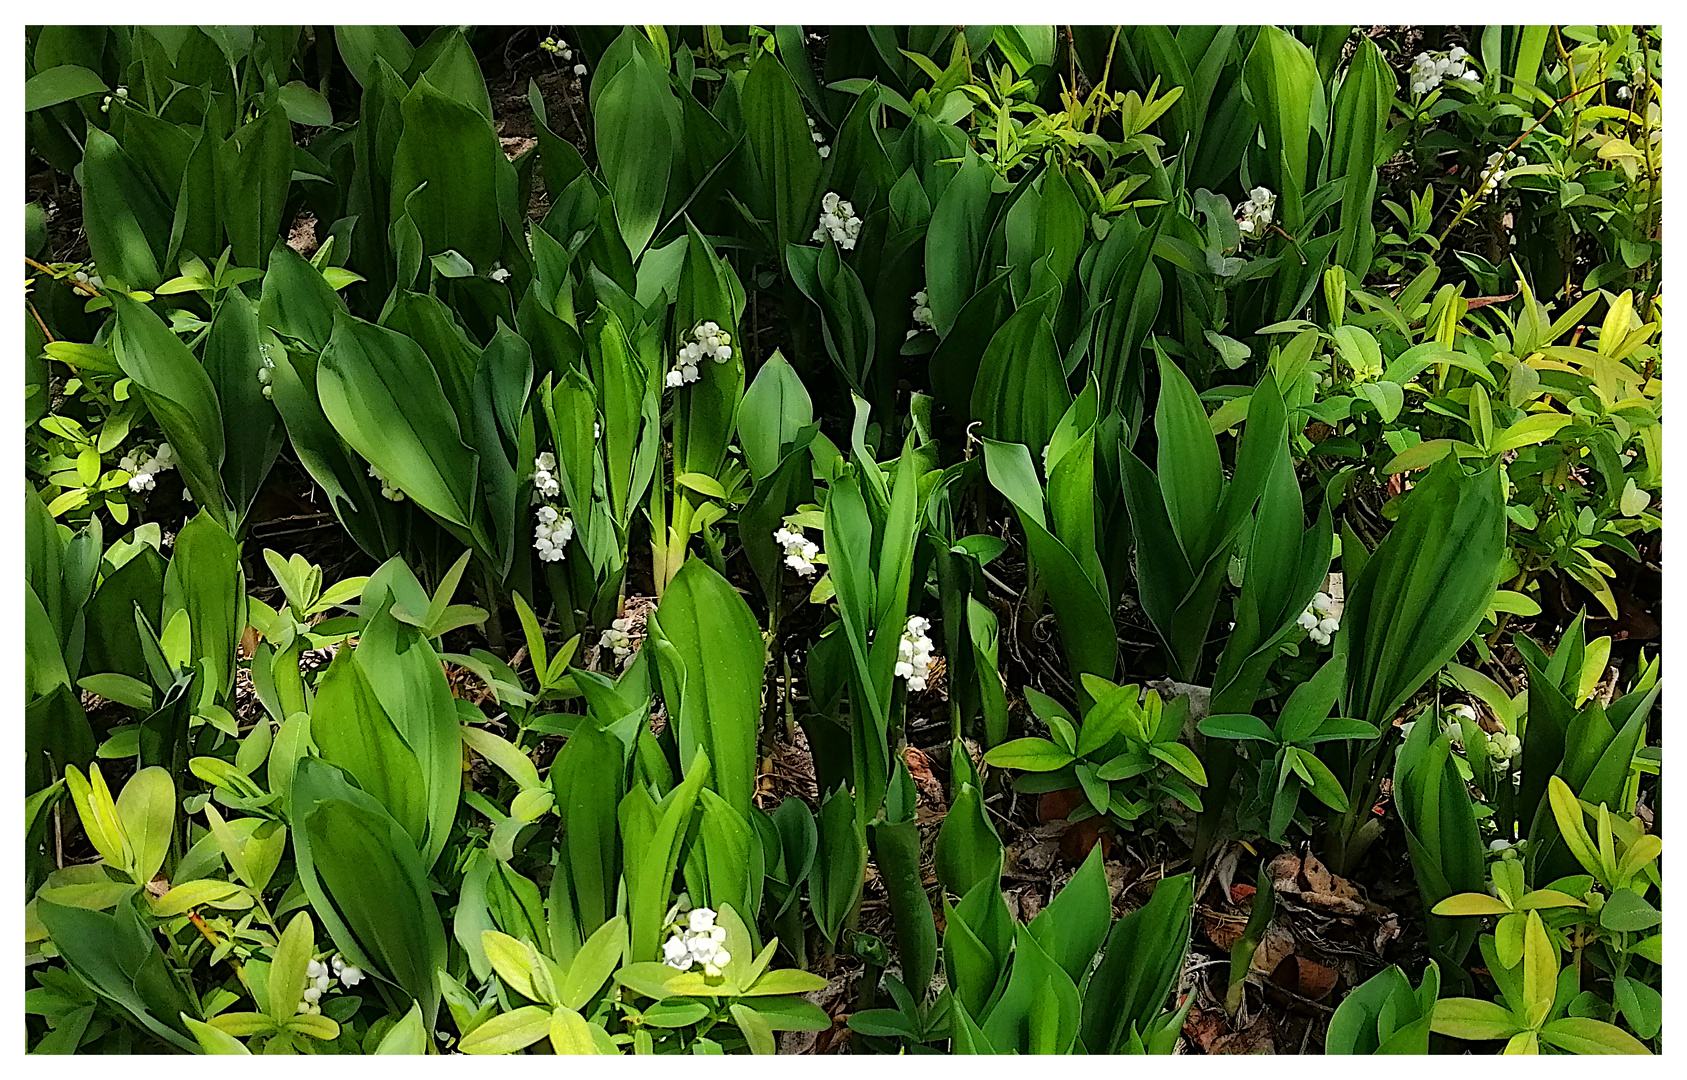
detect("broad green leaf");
top-left (1079, 872), bottom-right (1194, 1053)
top-left (741, 50), bottom-right (823, 261)
top-left (981, 924), bottom-right (1080, 1054)
top-left (1345, 459), bottom-right (1506, 728)
top-left (1149, 742), bottom-right (1208, 787)
top-left (482, 930), bottom-right (543, 1003)
top-left (646, 559), bottom-right (763, 820)
top-left (972, 293), bottom-right (1072, 452)
top-left (81, 128), bottom-right (169, 291)
top-left (593, 40), bottom-right (673, 256)
top-left (391, 75), bottom-right (505, 270)
top-left (730, 1002), bottom-right (776, 1055)
top-left (308, 651), bottom-right (429, 853)
top-left (149, 879), bottom-right (250, 918)
top-left (288, 758), bottom-right (449, 1031)
top-left (317, 311), bottom-right (480, 533)
top-left (1198, 714), bottom-right (1279, 743)
top-left (109, 293), bottom-right (229, 523)
top-left (810, 783), bottom-right (866, 947)
top-left (867, 805), bottom-right (937, 1000)
top-left (25, 64), bottom-right (109, 110)
top-left (373, 1001), bottom-right (429, 1054)
top-left (743, 967), bottom-right (829, 997)
top-left (1028, 844), bottom-right (1111, 984)
top-left (934, 752), bottom-right (1003, 899)
top-left (1242, 27), bottom-right (1321, 231)
top-left (1330, 38), bottom-right (1391, 276)
top-left (925, 152), bottom-right (993, 335)
top-left (217, 109), bottom-right (292, 269)
top-left (737, 350), bottom-right (813, 481)
top-left (64, 763), bottom-right (132, 874)
top-left (983, 439), bottom-right (1116, 697)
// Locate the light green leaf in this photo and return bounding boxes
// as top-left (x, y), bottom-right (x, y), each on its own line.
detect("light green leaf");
top-left (982, 737), bottom-right (1073, 772)
top-left (1431, 997), bottom-right (1522, 1041)
top-left (458, 1005), bottom-right (553, 1054)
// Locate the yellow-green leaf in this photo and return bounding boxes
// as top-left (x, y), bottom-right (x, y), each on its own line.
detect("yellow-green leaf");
top-left (184, 1015), bottom-right (252, 1054)
top-left (209, 1011), bottom-right (280, 1037)
top-left (113, 766), bottom-right (174, 885)
top-left (281, 1013), bottom-right (342, 1041)
top-left (65, 763), bottom-right (133, 875)
top-left (149, 880), bottom-right (252, 917)
top-left (1432, 892), bottom-right (1511, 917)
top-left (548, 1006), bottom-right (602, 1054)
top-left (457, 1006), bottom-right (552, 1054)
top-left (1522, 911), bottom-right (1557, 1028)
top-left (1431, 997), bottom-right (1521, 1041)
top-left (481, 930), bottom-right (541, 1003)
top-left (269, 911), bottom-right (317, 1023)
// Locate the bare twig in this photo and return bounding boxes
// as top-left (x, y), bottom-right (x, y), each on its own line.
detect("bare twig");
top-left (25, 255), bottom-right (101, 297)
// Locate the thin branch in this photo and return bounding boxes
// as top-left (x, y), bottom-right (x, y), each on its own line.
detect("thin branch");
top-left (1436, 82), bottom-right (1604, 245)
top-left (27, 300), bottom-right (55, 343)
top-left (24, 255), bottom-right (101, 297)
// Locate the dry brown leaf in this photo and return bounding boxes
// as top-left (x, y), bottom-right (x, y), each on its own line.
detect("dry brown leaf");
top-left (1210, 1013), bottom-right (1276, 1055)
top-left (1270, 954), bottom-right (1338, 1002)
top-left (1250, 919), bottom-right (1297, 975)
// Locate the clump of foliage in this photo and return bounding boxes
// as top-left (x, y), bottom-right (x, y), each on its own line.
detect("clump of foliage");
top-left (25, 24), bottom-right (1660, 1056)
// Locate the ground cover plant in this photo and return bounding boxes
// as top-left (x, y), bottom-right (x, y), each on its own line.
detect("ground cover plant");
top-left (24, 24), bottom-right (1661, 1055)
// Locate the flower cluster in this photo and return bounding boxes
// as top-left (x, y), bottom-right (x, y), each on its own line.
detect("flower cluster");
top-left (367, 462), bottom-right (403, 501)
top-left (298, 955), bottom-right (362, 1015)
top-left (598, 616), bottom-right (635, 662)
top-left (666, 321), bottom-right (734, 388)
top-left (812, 192), bottom-right (861, 250)
top-left (1476, 150), bottom-right (1521, 197)
top-left (774, 524), bottom-right (820, 577)
top-left (1297, 590), bottom-right (1340, 646)
top-left (1442, 703), bottom-right (1523, 766)
top-left (72, 267), bottom-right (103, 289)
top-left (533, 504), bottom-right (573, 562)
top-left (1408, 46), bottom-right (1478, 96)
top-left (1487, 729), bottom-right (1522, 766)
top-left (489, 265), bottom-right (510, 283)
top-left (660, 907), bottom-right (731, 977)
top-left (807, 117), bottom-right (831, 159)
top-left (895, 615), bottom-right (937, 692)
top-left (540, 36), bottom-right (588, 78)
top-left (1235, 186), bottom-right (1277, 245)
top-left (533, 452), bottom-right (561, 499)
top-left (120, 443), bottom-right (177, 493)
top-left (906, 289), bottom-right (934, 339)
top-left (1440, 702), bottom-right (1478, 738)
top-left (255, 342), bottom-right (277, 400)
top-left (100, 86), bottom-right (128, 113)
